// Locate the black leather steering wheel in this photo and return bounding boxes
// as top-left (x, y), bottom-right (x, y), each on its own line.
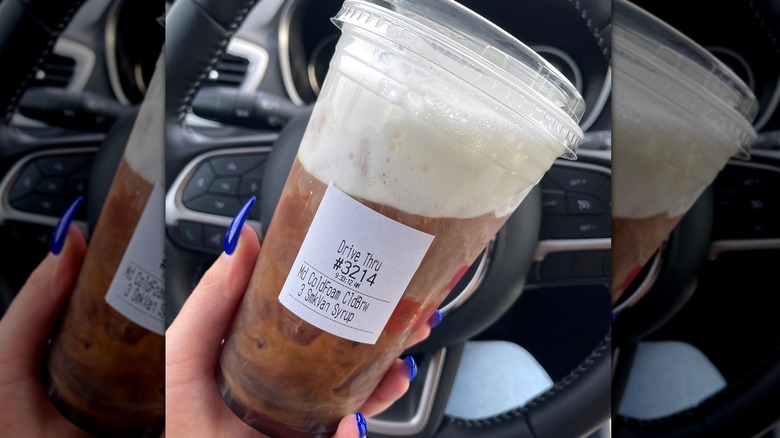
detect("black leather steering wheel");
top-left (0, 0), bottom-right (88, 173)
top-left (0, 0), bottom-right (103, 310)
top-left (610, 0), bottom-right (780, 436)
top-left (0, 0), bottom-right (86, 124)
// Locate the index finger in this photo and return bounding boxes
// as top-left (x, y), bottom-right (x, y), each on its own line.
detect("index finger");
top-left (166, 225), bottom-right (260, 382)
top-left (0, 225), bottom-right (87, 369)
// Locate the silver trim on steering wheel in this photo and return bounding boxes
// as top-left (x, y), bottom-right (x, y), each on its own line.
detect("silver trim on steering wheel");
top-left (0, 147), bottom-right (96, 233)
top-left (368, 348), bottom-right (448, 435)
top-left (165, 147), bottom-right (270, 234)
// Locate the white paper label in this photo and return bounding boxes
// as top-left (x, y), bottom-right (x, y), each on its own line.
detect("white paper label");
top-left (104, 184), bottom-right (165, 335)
top-left (278, 183), bottom-right (434, 344)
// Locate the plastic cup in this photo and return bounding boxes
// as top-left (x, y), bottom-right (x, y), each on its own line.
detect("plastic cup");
top-left (217, 0), bottom-right (584, 436)
top-left (611, 0), bottom-right (757, 307)
top-left (44, 55), bottom-right (165, 437)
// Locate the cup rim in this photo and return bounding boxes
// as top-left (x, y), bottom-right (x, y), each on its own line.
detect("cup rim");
top-left (612, 0), bottom-right (758, 155)
top-left (332, 0), bottom-right (586, 158)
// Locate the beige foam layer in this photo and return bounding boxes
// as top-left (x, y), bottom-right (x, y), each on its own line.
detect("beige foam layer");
top-left (298, 39), bottom-right (566, 219)
top-left (612, 75), bottom-right (740, 219)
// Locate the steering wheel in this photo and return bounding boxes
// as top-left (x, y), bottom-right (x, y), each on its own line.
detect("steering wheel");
top-left (0, 0), bottom-right (158, 294)
top-left (0, 0), bottom-right (99, 311)
top-left (611, 1), bottom-right (780, 436)
top-left (165, 0), bottom-right (610, 437)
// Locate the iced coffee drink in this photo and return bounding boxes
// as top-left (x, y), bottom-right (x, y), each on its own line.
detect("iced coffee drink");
top-left (218, 1), bottom-right (585, 436)
top-left (45, 54), bottom-right (165, 437)
top-left (611, 0), bottom-right (757, 306)
top-left (46, 160), bottom-right (164, 436)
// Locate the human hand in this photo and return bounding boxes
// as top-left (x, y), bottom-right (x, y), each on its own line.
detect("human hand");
top-left (0, 220), bottom-right (89, 437)
top-left (166, 218), bottom-right (439, 437)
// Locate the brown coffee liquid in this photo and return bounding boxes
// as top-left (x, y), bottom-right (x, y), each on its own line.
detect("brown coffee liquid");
top-left (219, 158), bottom-right (507, 436)
top-left (611, 212), bottom-right (684, 305)
top-left (45, 159), bottom-right (164, 438)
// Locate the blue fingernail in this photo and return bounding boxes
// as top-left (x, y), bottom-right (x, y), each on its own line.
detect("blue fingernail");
top-left (404, 356), bottom-right (417, 383)
top-left (355, 412), bottom-right (367, 437)
top-left (224, 196), bottom-right (255, 255)
top-left (429, 309), bottom-right (442, 329)
top-left (50, 196), bottom-right (82, 255)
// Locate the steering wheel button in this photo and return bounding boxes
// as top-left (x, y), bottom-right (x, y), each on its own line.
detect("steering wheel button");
top-left (203, 225), bottom-right (228, 249)
top-left (178, 221), bottom-right (203, 246)
top-left (719, 166), bottom-right (770, 192)
top-left (239, 178), bottom-right (262, 198)
top-left (67, 177), bottom-right (89, 197)
top-left (209, 177), bottom-right (239, 195)
top-left (11, 195), bottom-right (68, 216)
top-left (553, 216), bottom-right (611, 239)
top-left (547, 167), bottom-right (607, 194)
top-left (714, 192), bottom-right (738, 212)
top-left (566, 193), bottom-right (604, 214)
top-left (541, 190), bottom-right (566, 214)
top-left (9, 164), bottom-right (42, 201)
top-left (183, 164), bottom-right (216, 202)
top-left (185, 194), bottom-right (242, 217)
top-left (209, 156), bottom-right (260, 176)
top-left (36, 177), bottom-right (65, 195)
top-left (36, 155), bottom-right (91, 176)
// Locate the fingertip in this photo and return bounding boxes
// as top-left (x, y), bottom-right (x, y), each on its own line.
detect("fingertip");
top-left (335, 413), bottom-right (366, 438)
top-left (404, 356), bottom-right (417, 382)
top-left (224, 196), bottom-right (256, 255)
top-left (236, 223), bottom-right (261, 255)
top-left (50, 196), bottom-right (82, 255)
top-left (64, 224), bottom-right (87, 255)
top-left (356, 412), bottom-right (367, 438)
top-left (429, 309), bottom-right (442, 328)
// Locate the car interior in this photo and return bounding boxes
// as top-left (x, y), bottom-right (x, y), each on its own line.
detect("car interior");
top-left (0, 0), bottom-right (777, 437)
top-left (611, 1), bottom-right (780, 437)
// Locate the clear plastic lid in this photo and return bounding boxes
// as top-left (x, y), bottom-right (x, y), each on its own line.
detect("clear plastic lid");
top-left (613, 0), bottom-right (758, 156)
top-left (332, 0), bottom-right (585, 158)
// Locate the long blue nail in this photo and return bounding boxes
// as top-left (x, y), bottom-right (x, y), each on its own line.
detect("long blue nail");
top-left (224, 196), bottom-right (255, 255)
top-left (50, 196), bottom-right (82, 255)
top-left (404, 356), bottom-right (417, 382)
top-left (355, 412), bottom-right (367, 437)
top-left (429, 309), bottom-right (442, 329)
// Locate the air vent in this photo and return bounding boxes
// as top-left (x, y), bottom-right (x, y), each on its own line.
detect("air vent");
top-left (31, 53), bottom-right (76, 88)
top-left (203, 53), bottom-right (249, 88)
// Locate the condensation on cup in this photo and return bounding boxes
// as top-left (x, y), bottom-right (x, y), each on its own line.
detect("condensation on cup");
top-left (611, 0), bottom-right (758, 308)
top-left (217, 1), bottom-right (585, 436)
top-left (44, 54), bottom-right (165, 437)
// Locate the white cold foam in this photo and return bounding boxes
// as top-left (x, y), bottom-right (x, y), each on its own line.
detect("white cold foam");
top-left (612, 75), bottom-right (739, 219)
top-left (122, 54), bottom-right (164, 183)
top-left (298, 39), bottom-right (565, 219)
